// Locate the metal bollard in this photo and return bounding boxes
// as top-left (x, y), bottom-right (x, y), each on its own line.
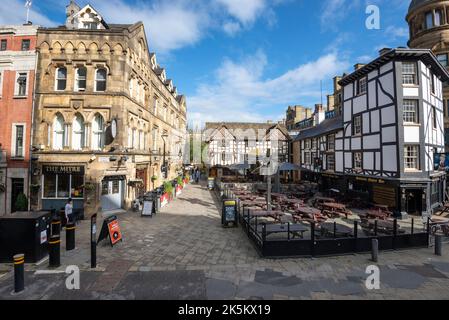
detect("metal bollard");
top-left (66, 223), bottom-right (76, 251)
top-left (13, 254), bottom-right (25, 293)
top-left (51, 219), bottom-right (61, 237)
top-left (49, 235), bottom-right (61, 268)
top-left (371, 239), bottom-right (379, 263)
top-left (435, 235), bottom-right (443, 256)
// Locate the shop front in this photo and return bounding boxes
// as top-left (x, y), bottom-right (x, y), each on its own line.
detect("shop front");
top-left (135, 165), bottom-right (149, 198)
top-left (347, 177), bottom-right (398, 210)
top-left (41, 165), bottom-right (85, 216)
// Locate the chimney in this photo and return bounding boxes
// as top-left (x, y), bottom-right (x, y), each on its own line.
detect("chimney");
top-left (354, 63), bottom-right (366, 71)
top-left (379, 47), bottom-right (391, 56)
top-left (314, 104), bottom-right (325, 125)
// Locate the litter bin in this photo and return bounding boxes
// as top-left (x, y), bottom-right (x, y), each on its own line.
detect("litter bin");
top-left (222, 200), bottom-right (238, 228)
top-left (0, 211), bottom-right (51, 263)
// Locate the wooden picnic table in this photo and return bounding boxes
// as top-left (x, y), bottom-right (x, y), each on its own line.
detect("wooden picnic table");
top-left (319, 222), bottom-right (354, 238)
top-left (437, 203), bottom-right (449, 216)
top-left (256, 223), bottom-right (309, 239)
top-left (292, 207), bottom-right (327, 223)
top-left (313, 197), bottom-right (336, 209)
top-left (365, 210), bottom-right (389, 220)
top-left (361, 219), bottom-right (403, 235)
top-left (322, 202), bottom-right (351, 219)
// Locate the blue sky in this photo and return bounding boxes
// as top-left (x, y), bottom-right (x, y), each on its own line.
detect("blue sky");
top-left (1, 0), bottom-right (411, 126)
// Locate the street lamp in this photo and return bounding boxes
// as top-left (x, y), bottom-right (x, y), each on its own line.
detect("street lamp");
top-left (161, 133), bottom-right (169, 179)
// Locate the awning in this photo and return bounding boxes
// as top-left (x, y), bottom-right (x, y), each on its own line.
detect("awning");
top-left (103, 175), bottom-right (126, 181)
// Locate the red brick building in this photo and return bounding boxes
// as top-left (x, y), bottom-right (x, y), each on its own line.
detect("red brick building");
top-left (0, 24), bottom-right (38, 215)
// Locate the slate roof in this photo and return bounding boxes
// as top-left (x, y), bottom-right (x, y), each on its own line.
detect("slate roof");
top-left (293, 115), bottom-right (343, 141)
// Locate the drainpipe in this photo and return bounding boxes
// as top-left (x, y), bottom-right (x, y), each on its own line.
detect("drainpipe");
top-left (28, 39), bottom-right (39, 212)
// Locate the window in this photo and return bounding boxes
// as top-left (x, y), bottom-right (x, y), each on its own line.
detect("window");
top-left (305, 139), bottom-right (311, 149)
top-left (437, 54), bottom-right (448, 67)
top-left (354, 152), bottom-right (362, 170)
top-left (55, 68), bottom-right (67, 91)
top-left (16, 73), bottom-right (27, 96)
top-left (403, 100), bottom-right (418, 123)
top-left (353, 115), bottom-right (362, 135)
top-left (57, 174), bottom-right (70, 198)
top-left (357, 77), bottom-right (367, 95)
top-left (21, 39), bottom-right (30, 51)
top-left (312, 139), bottom-right (317, 150)
top-left (72, 114), bottom-right (85, 150)
top-left (152, 127), bottom-right (158, 151)
top-left (95, 69), bottom-right (107, 92)
top-left (53, 114), bottom-right (65, 150)
top-left (426, 12), bottom-right (434, 29)
top-left (304, 152), bottom-right (311, 165)
top-left (327, 134), bottom-right (335, 151)
top-left (43, 173), bottom-right (84, 199)
top-left (432, 106), bottom-right (437, 129)
top-left (75, 67), bottom-right (87, 91)
top-left (83, 22), bottom-right (97, 30)
top-left (14, 125), bottom-right (24, 157)
top-left (43, 174), bottom-right (56, 198)
top-left (402, 62), bottom-right (417, 85)
top-left (132, 129), bottom-right (138, 149)
top-left (92, 114), bottom-right (104, 150)
top-left (431, 72), bottom-right (436, 94)
top-left (404, 145), bottom-right (419, 170)
top-left (0, 39), bottom-right (6, 51)
top-left (153, 98), bottom-right (158, 114)
top-left (139, 131), bottom-right (144, 150)
top-left (129, 78), bottom-right (134, 97)
top-left (327, 154), bottom-right (335, 171)
top-left (435, 10), bottom-right (442, 26)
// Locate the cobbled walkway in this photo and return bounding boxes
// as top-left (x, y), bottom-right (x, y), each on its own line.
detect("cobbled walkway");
top-left (1, 183), bottom-right (449, 299)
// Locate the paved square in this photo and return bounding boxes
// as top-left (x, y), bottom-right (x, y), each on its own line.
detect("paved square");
top-left (1, 183), bottom-right (449, 300)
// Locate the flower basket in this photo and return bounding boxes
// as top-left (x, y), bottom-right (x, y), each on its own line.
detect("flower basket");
top-left (84, 183), bottom-right (96, 191)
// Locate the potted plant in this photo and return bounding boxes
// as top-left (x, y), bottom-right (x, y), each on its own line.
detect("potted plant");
top-left (177, 176), bottom-right (183, 188)
top-left (15, 193), bottom-right (28, 212)
top-left (84, 182), bottom-right (96, 192)
top-left (151, 175), bottom-right (158, 190)
top-left (163, 181), bottom-right (173, 201)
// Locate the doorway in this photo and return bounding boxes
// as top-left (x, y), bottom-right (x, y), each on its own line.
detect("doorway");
top-left (100, 178), bottom-right (124, 212)
top-left (11, 178), bottom-right (24, 213)
top-left (405, 189), bottom-right (423, 215)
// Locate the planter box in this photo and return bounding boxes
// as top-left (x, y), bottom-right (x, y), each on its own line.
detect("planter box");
top-left (160, 193), bottom-right (169, 208)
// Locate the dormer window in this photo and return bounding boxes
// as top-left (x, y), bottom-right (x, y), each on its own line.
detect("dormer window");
top-left (426, 12), bottom-right (434, 29)
top-left (356, 77), bottom-right (367, 95)
top-left (83, 22), bottom-right (97, 30)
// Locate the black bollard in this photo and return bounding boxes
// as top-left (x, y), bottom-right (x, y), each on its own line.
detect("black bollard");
top-left (66, 223), bottom-right (76, 251)
top-left (51, 218), bottom-right (61, 237)
top-left (13, 254), bottom-right (25, 293)
top-left (49, 235), bottom-right (61, 268)
top-left (371, 239), bottom-right (379, 263)
top-left (91, 214), bottom-right (97, 269)
top-left (435, 235), bottom-right (443, 256)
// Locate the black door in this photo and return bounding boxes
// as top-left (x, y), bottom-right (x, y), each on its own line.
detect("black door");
top-left (406, 190), bottom-right (423, 216)
top-left (11, 178), bottom-right (24, 213)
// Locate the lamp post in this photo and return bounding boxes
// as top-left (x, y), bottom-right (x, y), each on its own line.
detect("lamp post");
top-left (161, 133), bottom-right (168, 179)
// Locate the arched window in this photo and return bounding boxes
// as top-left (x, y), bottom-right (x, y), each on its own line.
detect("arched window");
top-left (95, 68), bottom-right (107, 92)
top-left (55, 67), bottom-right (67, 91)
top-left (53, 114), bottom-right (65, 150)
top-left (75, 67), bottom-right (87, 91)
top-left (426, 12), bottom-right (434, 29)
top-left (92, 114), bottom-right (104, 150)
top-left (72, 114), bottom-right (85, 150)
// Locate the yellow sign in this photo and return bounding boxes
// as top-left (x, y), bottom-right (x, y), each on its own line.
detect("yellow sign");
top-left (224, 201), bottom-right (236, 206)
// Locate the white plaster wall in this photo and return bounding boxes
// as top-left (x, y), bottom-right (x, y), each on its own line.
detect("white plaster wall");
top-left (381, 106), bottom-right (396, 125)
top-left (404, 126), bottom-right (420, 143)
top-left (382, 145), bottom-right (397, 172)
top-left (382, 126), bottom-right (396, 143)
top-left (363, 152), bottom-right (374, 170)
top-left (363, 134), bottom-right (380, 149)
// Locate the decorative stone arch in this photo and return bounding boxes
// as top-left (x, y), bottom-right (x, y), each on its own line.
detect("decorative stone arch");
top-left (38, 41), bottom-right (50, 53)
top-left (100, 42), bottom-right (111, 54)
top-left (77, 42), bottom-right (87, 54)
top-left (64, 41), bottom-right (75, 54)
top-left (52, 41), bottom-right (62, 54)
top-left (112, 43), bottom-right (124, 55)
top-left (88, 42), bottom-right (99, 54)
top-left (87, 111), bottom-right (107, 124)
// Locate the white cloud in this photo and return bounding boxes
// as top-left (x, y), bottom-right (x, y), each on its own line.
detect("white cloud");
top-left (90, 0), bottom-right (208, 53)
top-left (320, 0), bottom-right (361, 31)
top-left (216, 0), bottom-right (267, 25)
top-left (188, 51), bottom-right (350, 124)
top-left (385, 25), bottom-right (409, 39)
top-left (223, 21), bottom-right (242, 36)
top-left (0, 0), bottom-right (56, 26)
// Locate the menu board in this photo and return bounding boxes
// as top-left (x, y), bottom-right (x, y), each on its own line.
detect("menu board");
top-left (142, 201), bottom-right (153, 217)
top-left (223, 200), bottom-right (237, 226)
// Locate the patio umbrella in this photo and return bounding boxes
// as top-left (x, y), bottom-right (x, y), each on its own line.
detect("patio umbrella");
top-left (229, 163), bottom-right (251, 171)
top-left (278, 162), bottom-right (301, 171)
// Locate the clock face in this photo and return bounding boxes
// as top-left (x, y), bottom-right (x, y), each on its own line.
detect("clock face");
top-left (111, 119), bottom-right (117, 139)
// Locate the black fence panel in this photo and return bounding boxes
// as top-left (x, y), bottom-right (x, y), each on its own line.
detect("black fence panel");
top-left (262, 240), bottom-right (313, 258)
top-left (314, 238), bottom-right (354, 256)
top-left (395, 233), bottom-right (428, 249)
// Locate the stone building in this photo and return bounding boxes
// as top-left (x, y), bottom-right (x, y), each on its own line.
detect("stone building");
top-left (407, 0), bottom-right (449, 148)
top-left (0, 24), bottom-right (39, 215)
top-left (31, 2), bottom-right (187, 217)
top-left (285, 106), bottom-right (312, 132)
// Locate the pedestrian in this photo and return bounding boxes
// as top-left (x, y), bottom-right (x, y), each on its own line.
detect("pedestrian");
top-left (195, 167), bottom-right (200, 183)
top-left (65, 198), bottom-right (74, 225)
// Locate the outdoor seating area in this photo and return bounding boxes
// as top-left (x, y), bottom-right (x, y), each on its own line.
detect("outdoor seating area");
top-left (219, 182), bottom-right (432, 258)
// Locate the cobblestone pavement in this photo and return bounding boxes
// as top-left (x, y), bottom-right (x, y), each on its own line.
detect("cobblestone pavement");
top-left (1, 183), bottom-right (449, 300)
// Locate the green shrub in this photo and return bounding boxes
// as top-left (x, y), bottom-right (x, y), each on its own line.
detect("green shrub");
top-left (151, 175), bottom-right (158, 182)
top-left (15, 193), bottom-right (28, 211)
top-left (177, 176), bottom-right (183, 185)
top-left (164, 181), bottom-right (173, 195)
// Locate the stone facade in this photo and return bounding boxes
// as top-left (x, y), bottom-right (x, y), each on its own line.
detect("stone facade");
top-left (31, 2), bottom-right (187, 217)
top-left (0, 24), bottom-right (38, 215)
top-left (407, 0), bottom-right (449, 148)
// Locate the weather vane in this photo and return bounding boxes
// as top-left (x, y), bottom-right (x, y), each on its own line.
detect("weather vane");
top-left (25, 0), bottom-right (32, 24)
